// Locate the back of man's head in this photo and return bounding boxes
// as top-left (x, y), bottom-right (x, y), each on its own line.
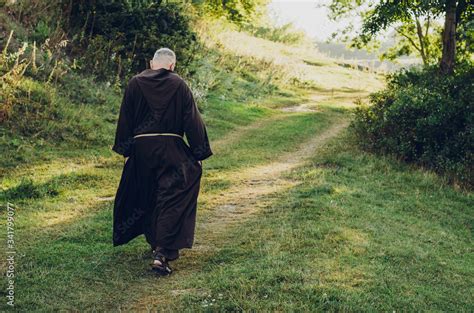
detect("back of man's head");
top-left (152, 48), bottom-right (176, 70)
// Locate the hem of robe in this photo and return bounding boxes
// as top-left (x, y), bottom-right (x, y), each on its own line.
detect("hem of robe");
top-left (113, 232), bottom-right (194, 249)
top-left (113, 231), bottom-right (142, 247)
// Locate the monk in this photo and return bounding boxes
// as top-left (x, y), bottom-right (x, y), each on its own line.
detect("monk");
top-left (111, 48), bottom-right (212, 276)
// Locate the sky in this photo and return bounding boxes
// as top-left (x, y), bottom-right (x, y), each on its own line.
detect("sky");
top-left (267, 0), bottom-right (359, 42)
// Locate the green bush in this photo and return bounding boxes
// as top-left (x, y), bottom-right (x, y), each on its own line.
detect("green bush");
top-left (351, 66), bottom-right (473, 187)
top-left (68, 0), bottom-right (199, 82)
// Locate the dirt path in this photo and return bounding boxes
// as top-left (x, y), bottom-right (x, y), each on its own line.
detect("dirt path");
top-left (126, 116), bottom-right (349, 310)
top-left (200, 118), bottom-right (349, 235)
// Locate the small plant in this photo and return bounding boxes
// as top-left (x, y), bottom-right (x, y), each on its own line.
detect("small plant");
top-left (1, 29), bottom-right (71, 124)
top-left (1, 30), bottom-right (29, 122)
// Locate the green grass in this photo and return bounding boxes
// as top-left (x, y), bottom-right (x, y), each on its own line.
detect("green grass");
top-left (0, 73), bottom-right (119, 175)
top-left (170, 132), bottom-right (473, 311)
top-left (205, 110), bottom-right (334, 170)
top-left (2, 106), bottom-right (471, 311)
top-left (201, 95), bottom-right (270, 141)
top-left (0, 110), bottom-right (343, 312)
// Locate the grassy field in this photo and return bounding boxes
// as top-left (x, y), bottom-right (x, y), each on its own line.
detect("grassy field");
top-left (1, 20), bottom-right (472, 312)
top-left (171, 133), bottom-right (473, 311)
top-left (1, 101), bottom-right (472, 311)
top-left (0, 100), bottom-right (339, 311)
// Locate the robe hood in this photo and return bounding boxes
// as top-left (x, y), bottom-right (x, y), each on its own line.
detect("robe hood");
top-left (134, 68), bottom-right (184, 112)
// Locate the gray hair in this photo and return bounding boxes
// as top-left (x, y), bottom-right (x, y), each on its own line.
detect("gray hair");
top-left (152, 48), bottom-right (176, 65)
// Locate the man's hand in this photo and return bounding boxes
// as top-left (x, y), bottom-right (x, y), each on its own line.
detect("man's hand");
top-left (125, 157), bottom-right (129, 164)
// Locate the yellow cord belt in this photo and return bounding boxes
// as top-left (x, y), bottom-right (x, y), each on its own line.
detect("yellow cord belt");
top-left (133, 133), bottom-right (183, 139)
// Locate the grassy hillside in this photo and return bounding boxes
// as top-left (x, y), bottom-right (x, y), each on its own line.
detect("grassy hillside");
top-left (1, 6), bottom-right (472, 312)
top-left (0, 15), bottom-right (383, 208)
top-left (0, 15), bottom-right (382, 174)
top-left (196, 20), bottom-right (383, 104)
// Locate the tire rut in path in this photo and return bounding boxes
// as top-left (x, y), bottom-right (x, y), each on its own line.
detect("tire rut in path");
top-left (197, 118), bottom-right (349, 243)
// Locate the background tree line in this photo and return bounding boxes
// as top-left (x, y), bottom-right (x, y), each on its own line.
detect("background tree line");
top-left (328, 0), bottom-right (473, 72)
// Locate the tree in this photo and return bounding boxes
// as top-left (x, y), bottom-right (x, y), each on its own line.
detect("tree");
top-left (379, 12), bottom-right (441, 65)
top-left (327, 0), bottom-right (473, 73)
top-left (440, 0), bottom-right (464, 73)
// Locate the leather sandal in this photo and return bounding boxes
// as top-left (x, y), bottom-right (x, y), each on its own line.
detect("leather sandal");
top-left (151, 253), bottom-right (172, 276)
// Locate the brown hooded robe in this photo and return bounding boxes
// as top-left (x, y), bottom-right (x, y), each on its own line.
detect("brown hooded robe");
top-left (111, 68), bottom-right (212, 251)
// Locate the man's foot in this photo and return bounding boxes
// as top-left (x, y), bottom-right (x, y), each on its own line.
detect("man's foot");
top-left (151, 253), bottom-right (173, 276)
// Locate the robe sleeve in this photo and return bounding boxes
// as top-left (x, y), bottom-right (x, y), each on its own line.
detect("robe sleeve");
top-left (182, 82), bottom-right (213, 161)
top-left (112, 78), bottom-right (136, 157)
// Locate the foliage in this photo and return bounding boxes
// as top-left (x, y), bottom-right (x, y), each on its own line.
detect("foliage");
top-left (380, 20), bottom-right (443, 65)
top-left (351, 66), bottom-right (473, 187)
top-left (67, 0), bottom-right (199, 82)
top-left (327, 0), bottom-right (473, 67)
top-left (200, 0), bottom-right (269, 26)
top-left (199, 0), bottom-right (305, 45)
top-left (0, 31), bottom-right (118, 149)
top-left (0, 22), bottom-right (105, 142)
top-left (2, 1), bottom-right (200, 83)
top-left (456, 18), bottom-right (474, 64)
top-left (1, 31), bottom-right (29, 123)
top-left (0, 30), bottom-right (70, 122)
